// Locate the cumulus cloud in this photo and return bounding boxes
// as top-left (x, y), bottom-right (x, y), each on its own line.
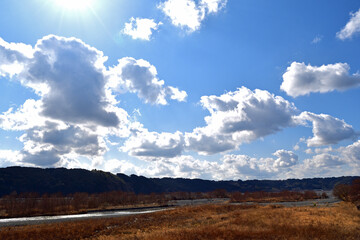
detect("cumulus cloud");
top-left (340, 140), bottom-right (360, 163)
top-left (1, 35), bottom-right (359, 178)
top-left (9, 119), bottom-right (109, 167)
top-left (185, 87), bottom-right (298, 155)
top-left (0, 37), bottom-right (34, 77)
top-left (201, 0), bottom-right (227, 13)
top-left (184, 86), bottom-right (357, 157)
top-left (122, 17), bottom-right (162, 41)
top-left (290, 140), bottom-right (360, 178)
top-left (110, 140), bottom-right (360, 180)
top-left (111, 139), bottom-right (360, 180)
top-left (158, 0), bottom-right (227, 32)
top-left (106, 141), bottom-right (360, 180)
top-left (272, 150), bottom-right (298, 168)
top-left (185, 128), bottom-right (237, 155)
top-left (314, 146), bottom-right (334, 154)
top-left (221, 154), bottom-right (262, 177)
top-left (149, 155), bottom-right (219, 179)
top-left (0, 35), bottom-right (130, 166)
top-left (0, 35), bottom-right (186, 167)
top-left (304, 153), bottom-right (344, 168)
top-left (281, 62), bottom-right (360, 97)
top-left (121, 128), bottom-right (185, 159)
top-left (0, 35), bottom-right (121, 127)
top-left (0, 150), bottom-right (23, 167)
top-left (219, 150), bottom-right (298, 179)
top-left (296, 111), bottom-right (358, 147)
top-left (31, 36), bottom-right (120, 126)
top-left (27, 124), bottom-right (107, 156)
top-left (337, 8), bottom-right (360, 40)
top-left (104, 159), bottom-right (141, 176)
top-left (104, 152), bottom-right (292, 180)
top-left (108, 57), bottom-right (187, 105)
top-left (0, 99), bottom-right (45, 131)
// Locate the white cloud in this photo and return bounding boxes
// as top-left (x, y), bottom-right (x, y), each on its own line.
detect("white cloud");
top-left (220, 150), bottom-right (298, 179)
top-left (15, 35), bottom-right (120, 127)
top-left (106, 140), bottom-right (360, 180)
top-left (221, 154), bottom-right (263, 177)
top-left (314, 146), bottom-right (334, 154)
top-left (122, 128), bottom-right (184, 160)
top-left (123, 17), bottom-right (162, 41)
top-left (0, 37), bottom-right (34, 59)
top-left (105, 152), bottom-right (290, 180)
top-left (167, 86), bottom-right (188, 102)
top-left (200, 0), bottom-right (227, 14)
top-left (151, 155), bottom-right (219, 179)
top-left (272, 150), bottom-right (298, 168)
top-left (305, 148), bottom-right (313, 154)
top-left (288, 139), bottom-right (360, 178)
top-left (185, 87), bottom-right (298, 154)
top-left (0, 35), bottom-right (185, 167)
top-left (158, 0), bottom-right (226, 32)
top-left (184, 87), bottom-right (357, 156)
top-left (1, 35), bottom-right (359, 179)
top-left (104, 159), bottom-right (141, 176)
top-left (311, 35), bottom-right (323, 44)
top-left (185, 127), bottom-right (237, 155)
top-left (340, 140), bottom-right (360, 163)
top-left (286, 139), bottom-right (360, 179)
top-left (159, 0), bottom-right (203, 32)
top-left (0, 150), bottom-right (23, 167)
top-left (0, 99), bottom-right (46, 130)
top-left (296, 111), bottom-right (358, 147)
top-left (115, 137), bottom-right (356, 180)
top-left (0, 37), bottom-right (33, 77)
top-left (304, 153), bottom-right (344, 168)
top-left (337, 8), bottom-right (360, 40)
top-left (108, 57), bottom-right (187, 105)
top-left (281, 62), bottom-right (360, 97)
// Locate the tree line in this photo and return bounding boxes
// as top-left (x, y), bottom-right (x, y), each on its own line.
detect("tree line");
top-left (0, 189), bottom-right (329, 218)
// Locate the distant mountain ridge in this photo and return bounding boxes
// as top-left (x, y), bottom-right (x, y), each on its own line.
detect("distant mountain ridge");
top-left (0, 166), bottom-right (357, 197)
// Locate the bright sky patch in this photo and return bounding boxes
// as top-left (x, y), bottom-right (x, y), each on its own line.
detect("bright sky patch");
top-left (54, 0), bottom-right (93, 11)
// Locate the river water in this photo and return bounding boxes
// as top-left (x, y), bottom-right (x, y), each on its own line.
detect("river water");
top-left (0, 208), bottom-right (167, 227)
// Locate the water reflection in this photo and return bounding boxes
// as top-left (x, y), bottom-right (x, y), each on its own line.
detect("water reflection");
top-left (0, 208), bottom-right (166, 227)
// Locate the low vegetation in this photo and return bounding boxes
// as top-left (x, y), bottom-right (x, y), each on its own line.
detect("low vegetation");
top-left (0, 203), bottom-right (359, 240)
top-left (0, 191), bottom-right (174, 218)
top-left (0, 189), bottom-right (326, 218)
top-left (230, 190), bottom-right (325, 203)
top-left (333, 178), bottom-right (360, 206)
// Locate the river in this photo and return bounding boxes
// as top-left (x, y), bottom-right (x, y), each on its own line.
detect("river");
top-left (0, 207), bottom-right (168, 227)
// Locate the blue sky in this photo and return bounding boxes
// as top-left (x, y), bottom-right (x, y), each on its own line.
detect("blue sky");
top-left (0, 0), bottom-right (360, 180)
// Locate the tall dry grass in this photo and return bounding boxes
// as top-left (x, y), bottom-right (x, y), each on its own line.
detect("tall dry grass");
top-left (0, 203), bottom-right (359, 240)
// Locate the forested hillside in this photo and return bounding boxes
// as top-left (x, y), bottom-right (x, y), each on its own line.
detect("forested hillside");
top-left (0, 166), bottom-right (357, 196)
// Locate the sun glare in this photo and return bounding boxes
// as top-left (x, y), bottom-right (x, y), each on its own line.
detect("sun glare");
top-left (55, 0), bottom-right (93, 11)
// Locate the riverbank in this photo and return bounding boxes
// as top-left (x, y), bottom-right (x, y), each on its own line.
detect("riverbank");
top-left (0, 202), bottom-right (359, 240)
top-left (0, 198), bottom-right (229, 227)
top-left (0, 196), bottom-right (341, 227)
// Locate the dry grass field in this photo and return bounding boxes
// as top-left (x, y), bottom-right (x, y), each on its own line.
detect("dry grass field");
top-left (0, 202), bottom-right (359, 240)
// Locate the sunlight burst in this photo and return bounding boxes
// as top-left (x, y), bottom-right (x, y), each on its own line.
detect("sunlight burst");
top-left (55, 0), bottom-right (93, 11)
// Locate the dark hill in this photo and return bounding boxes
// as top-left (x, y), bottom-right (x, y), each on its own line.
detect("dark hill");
top-left (0, 167), bottom-right (131, 196)
top-left (0, 166), bottom-right (357, 196)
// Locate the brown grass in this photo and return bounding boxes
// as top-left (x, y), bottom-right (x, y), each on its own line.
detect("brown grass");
top-left (0, 203), bottom-right (359, 240)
